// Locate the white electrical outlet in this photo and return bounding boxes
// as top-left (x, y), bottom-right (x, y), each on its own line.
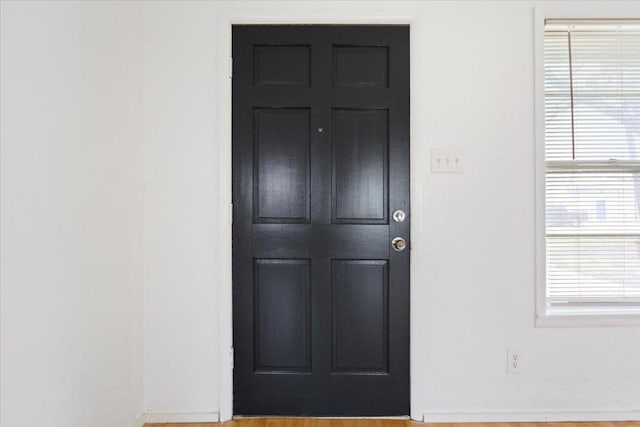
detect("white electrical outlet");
top-left (431, 149), bottom-right (463, 173)
top-left (507, 348), bottom-right (523, 373)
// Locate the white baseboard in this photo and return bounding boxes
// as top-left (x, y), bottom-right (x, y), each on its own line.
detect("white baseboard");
top-left (138, 410), bottom-right (640, 424)
top-left (144, 411), bottom-right (220, 423)
top-left (423, 410), bottom-right (640, 423)
top-left (129, 413), bottom-right (145, 427)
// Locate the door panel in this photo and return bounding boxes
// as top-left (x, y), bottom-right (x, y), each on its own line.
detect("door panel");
top-left (332, 46), bottom-right (389, 88)
top-left (254, 108), bottom-right (310, 223)
top-left (233, 25), bottom-right (410, 416)
top-left (254, 259), bottom-right (311, 372)
top-left (332, 109), bottom-right (388, 223)
top-left (254, 45), bottom-right (311, 87)
top-left (332, 260), bottom-right (388, 373)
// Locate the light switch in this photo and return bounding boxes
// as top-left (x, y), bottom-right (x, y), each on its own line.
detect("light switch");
top-left (431, 149), bottom-right (463, 173)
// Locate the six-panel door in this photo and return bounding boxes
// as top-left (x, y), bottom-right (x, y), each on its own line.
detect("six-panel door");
top-left (232, 25), bottom-right (410, 416)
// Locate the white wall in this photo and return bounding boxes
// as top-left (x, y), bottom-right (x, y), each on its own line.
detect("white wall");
top-left (141, 0), bottom-right (640, 422)
top-left (142, 2), bottom-right (220, 416)
top-left (0, 2), bottom-right (144, 427)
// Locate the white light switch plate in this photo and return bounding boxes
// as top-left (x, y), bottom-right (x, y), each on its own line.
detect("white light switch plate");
top-left (431, 149), bottom-right (463, 173)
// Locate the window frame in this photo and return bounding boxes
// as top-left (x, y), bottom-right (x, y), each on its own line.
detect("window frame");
top-left (534, 5), bottom-right (640, 328)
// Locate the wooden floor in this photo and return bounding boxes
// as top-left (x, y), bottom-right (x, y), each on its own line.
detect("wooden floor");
top-left (145, 420), bottom-right (640, 427)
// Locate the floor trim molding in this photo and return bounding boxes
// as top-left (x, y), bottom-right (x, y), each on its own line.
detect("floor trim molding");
top-left (129, 412), bottom-right (145, 427)
top-left (143, 411), bottom-right (221, 423)
top-left (422, 410), bottom-right (640, 423)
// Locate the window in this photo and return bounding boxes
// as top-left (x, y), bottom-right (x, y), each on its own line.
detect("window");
top-left (542, 20), bottom-right (640, 319)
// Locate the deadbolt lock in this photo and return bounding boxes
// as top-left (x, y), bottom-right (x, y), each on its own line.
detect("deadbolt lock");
top-left (392, 209), bottom-right (406, 223)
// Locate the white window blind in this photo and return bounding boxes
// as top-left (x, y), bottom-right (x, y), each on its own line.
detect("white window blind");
top-left (544, 20), bottom-right (640, 313)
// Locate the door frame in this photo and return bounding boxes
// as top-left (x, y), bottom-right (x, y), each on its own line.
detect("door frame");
top-left (216, 6), bottom-right (419, 421)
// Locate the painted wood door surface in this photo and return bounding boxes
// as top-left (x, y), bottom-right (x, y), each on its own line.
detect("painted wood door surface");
top-left (232, 25), bottom-right (410, 416)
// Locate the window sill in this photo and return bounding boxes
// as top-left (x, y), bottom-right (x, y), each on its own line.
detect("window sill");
top-left (536, 310), bottom-right (640, 328)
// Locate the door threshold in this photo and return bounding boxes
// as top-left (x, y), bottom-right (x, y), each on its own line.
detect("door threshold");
top-left (233, 416), bottom-right (411, 420)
